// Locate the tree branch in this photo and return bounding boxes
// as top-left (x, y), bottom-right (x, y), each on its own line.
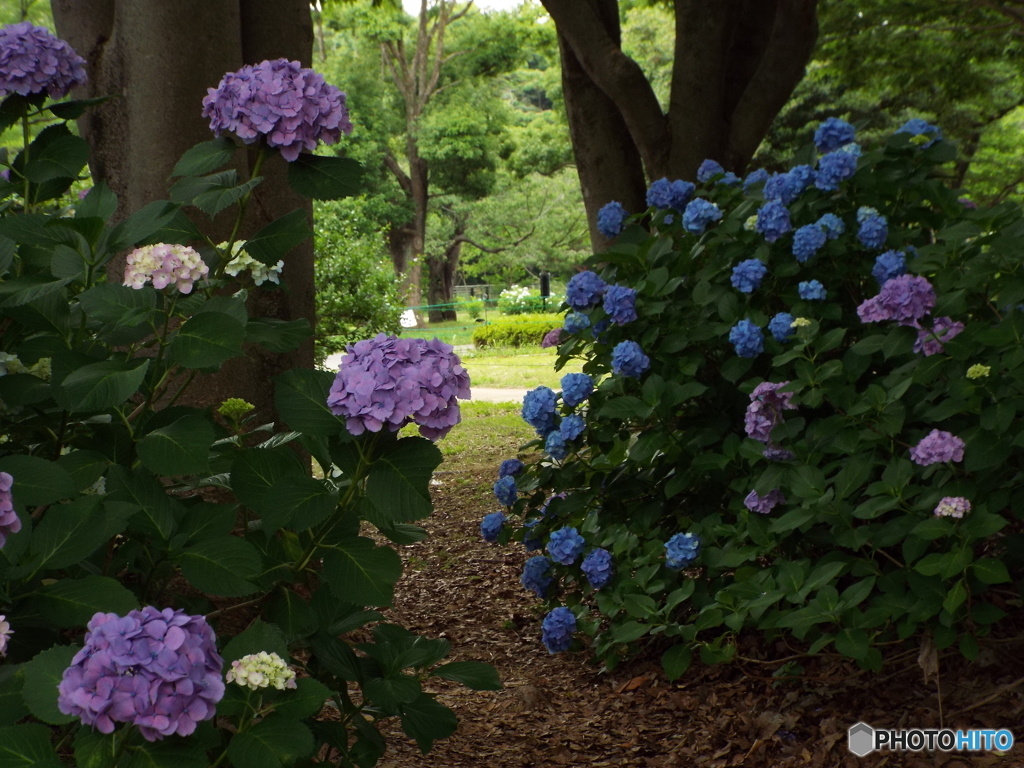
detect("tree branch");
top-left (383, 152), bottom-right (413, 195)
top-left (455, 225), bottom-right (536, 254)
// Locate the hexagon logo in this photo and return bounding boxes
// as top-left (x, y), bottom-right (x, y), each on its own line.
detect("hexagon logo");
top-left (848, 722), bottom-right (875, 757)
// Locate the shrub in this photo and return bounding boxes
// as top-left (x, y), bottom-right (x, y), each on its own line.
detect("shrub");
top-left (472, 314), bottom-right (563, 348)
top-left (488, 118), bottom-right (1024, 679)
top-left (497, 284), bottom-right (561, 315)
top-left (464, 298), bottom-right (485, 319)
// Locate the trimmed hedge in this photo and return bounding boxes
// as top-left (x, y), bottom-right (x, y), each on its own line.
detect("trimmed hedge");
top-left (472, 313), bottom-right (563, 348)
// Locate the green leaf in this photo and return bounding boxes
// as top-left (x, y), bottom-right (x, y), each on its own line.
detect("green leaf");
top-left (222, 619), bottom-right (289, 664)
top-left (363, 674), bottom-right (421, 708)
top-left (32, 576), bottom-right (139, 628)
top-left (78, 284), bottom-right (156, 327)
top-left (0, 668), bottom-right (28, 727)
top-left (399, 693), bottom-right (458, 754)
top-left (266, 589), bottom-right (318, 642)
top-left (0, 455), bottom-right (76, 506)
top-left (598, 396), bottom-right (652, 421)
top-left (287, 154), bottom-right (362, 200)
top-left (122, 739), bottom-right (207, 768)
top-left (76, 181), bottom-right (118, 220)
top-left (23, 133), bottom-right (89, 183)
top-left (57, 358), bottom-right (150, 413)
top-left (137, 415), bottom-right (214, 477)
top-left (242, 208), bottom-right (312, 265)
top-left (834, 628), bottom-right (870, 660)
top-left (46, 95), bottom-right (113, 120)
top-left (911, 517), bottom-right (953, 541)
top-left (273, 368), bottom-right (341, 436)
top-left (22, 644), bottom-right (79, 725)
top-left (23, 496), bottom-right (107, 571)
top-left (273, 677), bottom-right (332, 720)
top-left (321, 537), bottom-right (402, 607)
top-left (170, 137), bottom-right (238, 177)
top-left (943, 580), bottom-right (968, 615)
top-left (193, 176), bottom-right (261, 219)
top-left (226, 716), bottom-right (315, 768)
top-left (108, 201), bottom-right (181, 251)
top-left (230, 447), bottom-right (306, 516)
top-left (309, 633), bottom-right (363, 681)
top-left (0, 723), bottom-right (62, 768)
top-left (972, 557), bottom-right (1011, 585)
top-left (180, 502), bottom-right (235, 544)
top-left (431, 661), bottom-right (502, 690)
top-left (661, 644), bottom-right (693, 681)
top-left (610, 621), bottom-right (649, 644)
top-left (180, 537), bottom-right (261, 597)
top-left (263, 476), bottom-right (337, 532)
top-left (168, 312), bottom-right (246, 369)
top-left (140, 207), bottom-right (206, 247)
top-left (106, 466), bottom-right (179, 541)
top-left (0, 276), bottom-right (71, 308)
top-left (365, 437), bottom-right (442, 525)
top-left (244, 318), bottom-right (312, 353)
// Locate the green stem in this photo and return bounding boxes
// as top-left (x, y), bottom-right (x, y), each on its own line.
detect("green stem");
top-left (109, 726), bottom-right (135, 768)
top-left (216, 148), bottom-right (267, 280)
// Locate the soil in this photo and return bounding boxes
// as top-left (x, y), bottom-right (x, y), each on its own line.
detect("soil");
top-left (365, 433), bottom-right (1024, 767)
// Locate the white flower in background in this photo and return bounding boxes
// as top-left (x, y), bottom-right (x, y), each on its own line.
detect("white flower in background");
top-left (221, 240), bottom-right (284, 287)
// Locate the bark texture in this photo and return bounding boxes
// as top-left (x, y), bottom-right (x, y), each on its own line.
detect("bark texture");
top-left (52, 0), bottom-right (315, 420)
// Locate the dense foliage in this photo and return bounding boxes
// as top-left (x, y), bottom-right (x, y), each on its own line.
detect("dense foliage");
top-left (471, 314), bottom-right (562, 349)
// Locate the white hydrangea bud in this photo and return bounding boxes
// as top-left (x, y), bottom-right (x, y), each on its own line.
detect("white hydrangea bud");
top-left (225, 651), bottom-right (297, 691)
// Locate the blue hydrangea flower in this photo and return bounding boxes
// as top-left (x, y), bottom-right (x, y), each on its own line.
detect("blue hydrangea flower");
top-left (541, 606), bottom-right (576, 653)
top-left (718, 171), bottom-right (740, 186)
top-left (665, 532), bottom-right (701, 570)
top-left (815, 145), bottom-right (860, 191)
top-left (522, 386), bottom-right (558, 435)
top-left (521, 556), bottom-right (553, 597)
top-left (792, 224), bottom-right (827, 263)
top-left (697, 159), bottom-right (724, 182)
top-left (789, 164), bottom-right (816, 193)
top-left (729, 319), bottom-right (764, 358)
top-left (493, 476), bottom-right (517, 507)
top-left (814, 117), bottom-right (856, 152)
top-left (611, 340), bottom-right (650, 379)
top-left (730, 259), bottom-right (768, 293)
top-left (560, 413), bottom-right (586, 442)
top-left (768, 312), bottom-right (796, 342)
top-left (545, 430), bottom-right (568, 460)
top-left (872, 249), bottom-right (906, 286)
top-left (816, 213), bottom-right (845, 240)
top-left (561, 373), bottom-right (594, 408)
top-left (682, 198), bottom-right (722, 235)
top-left (498, 459), bottom-right (524, 478)
top-left (764, 172), bottom-right (800, 205)
top-left (647, 178), bottom-right (675, 209)
top-left (743, 168), bottom-right (769, 193)
top-left (896, 118), bottom-right (942, 148)
top-left (480, 512), bottom-right (505, 542)
top-left (547, 526), bottom-right (585, 565)
top-left (755, 201), bottom-right (792, 243)
top-left (580, 548), bottom-right (614, 589)
top-left (591, 319), bottom-right (610, 340)
top-left (857, 207), bottom-right (887, 249)
top-left (603, 284), bottom-right (638, 325)
top-left (523, 518), bottom-right (543, 551)
top-left (669, 180), bottom-right (696, 209)
top-left (566, 271), bottom-right (607, 309)
top-left (798, 279), bottom-right (827, 300)
top-left (563, 311), bottom-right (591, 334)
top-left (597, 201), bottom-right (628, 239)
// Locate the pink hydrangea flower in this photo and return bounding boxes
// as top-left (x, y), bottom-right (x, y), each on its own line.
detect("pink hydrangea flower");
top-left (0, 471), bottom-right (20, 548)
top-left (744, 381), bottom-right (797, 443)
top-left (857, 274), bottom-right (936, 325)
top-left (910, 429), bottom-right (965, 466)
top-left (123, 243), bottom-right (208, 294)
top-left (934, 497), bottom-right (970, 518)
top-left (913, 316), bottom-right (964, 356)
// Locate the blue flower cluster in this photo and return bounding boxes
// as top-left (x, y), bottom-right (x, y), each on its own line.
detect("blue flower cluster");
top-left (498, 459), bottom-right (524, 478)
top-left (896, 117), bottom-right (942, 148)
top-left (561, 373), bottom-right (593, 408)
top-left (792, 224), bottom-right (827, 263)
top-left (547, 526), bottom-right (585, 565)
top-left (798, 279), bottom-right (827, 301)
top-left (743, 168), bottom-right (769, 192)
top-left (545, 430), bottom-right (568, 460)
top-left (563, 311), bottom-right (590, 334)
top-left (664, 532), bottom-right (701, 570)
top-left (764, 167), bottom-right (813, 206)
top-left (730, 259), bottom-right (768, 293)
top-left (719, 172), bottom-right (740, 186)
top-left (541, 606), bottom-right (576, 653)
top-left (815, 145), bottom-right (860, 191)
top-left (647, 178), bottom-right (695, 210)
top-left (816, 213), bottom-right (845, 239)
top-left (580, 548), bottom-right (614, 589)
top-left (591, 319), bottom-right (610, 340)
top-left (697, 159), bottom-right (724, 182)
top-left (611, 340), bottom-right (650, 379)
top-left (560, 413), bottom-right (586, 441)
top-left (729, 319), bottom-right (764, 358)
top-left (522, 386), bottom-right (557, 435)
top-left (872, 249), bottom-right (906, 286)
top-left (566, 270), bottom-right (607, 309)
top-left (813, 117), bottom-right (856, 152)
top-left (480, 512), bottom-right (505, 542)
top-left (603, 285), bottom-right (637, 325)
top-left (768, 312), bottom-right (795, 342)
top-left (522, 518), bottom-right (543, 551)
top-left (755, 201), bottom-right (792, 243)
top-left (597, 201), bottom-right (628, 239)
top-left (857, 206), bottom-right (887, 249)
top-left (521, 556), bottom-right (553, 597)
top-left (493, 476), bottom-right (517, 506)
top-left (682, 198), bottom-right (722, 235)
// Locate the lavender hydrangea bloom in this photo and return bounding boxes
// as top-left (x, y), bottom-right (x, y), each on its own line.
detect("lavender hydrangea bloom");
top-left (763, 446), bottom-right (796, 461)
top-left (697, 159), bottom-right (725, 182)
top-left (597, 201), bottom-right (628, 238)
top-left (540, 327), bottom-right (564, 348)
top-left (744, 489), bottom-right (786, 514)
top-left (327, 334), bottom-right (470, 441)
top-left (729, 319), bottom-right (764, 358)
top-left (934, 496), bottom-right (971, 518)
top-left (494, 476), bottom-right (517, 506)
top-left (731, 259), bottom-right (768, 293)
top-left (611, 341), bottom-right (650, 379)
top-left (124, 244), bottom-right (209, 294)
top-left (560, 373), bottom-right (594, 408)
top-left (816, 213), bottom-right (845, 239)
top-left (910, 429), bottom-right (965, 465)
top-left (799, 280), bottom-right (827, 301)
top-left (547, 526), bottom-right (585, 565)
top-left (521, 556), bottom-right (554, 597)
top-left (603, 284), bottom-right (638, 325)
top-left (57, 608), bottom-right (224, 741)
top-left (743, 168), bottom-right (770, 192)
top-left (498, 459), bottom-right (524, 479)
top-left (545, 430), bottom-right (568, 460)
top-left (664, 533), bottom-right (700, 570)
top-left (913, 316), bottom-right (964, 356)
top-left (755, 201), bottom-right (792, 243)
top-left (541, 607), bottom-right (576, 653)
top-left (857, 207), bottom-right (888, 249)
top-left (580, 548), bottom-right (614, 589)
top-left (815, 145), bottom-right (860, 191)
top-left (856, 275), bottom-right (936, 325)
top-left (896, 118), bottom-right (942, 148)
top-left (0, 615), bottom-right (9, 658)
top-left (522, 386), bottom-right (558, 435)
top-left (480, 512), bottom-right (505, 542)
top-left (563, 312), bottom-right (590, 334)
top-left (769, 313), bottom-right (795, 342)
top-left (814, 117), bottom-right (856, 152)
top-left (202, 58), bottom-right (352, 161)
top-left (792, 224), bottom-right (827, 263)
top-left (0, 23), bottom-right (86, 99)
top-left (744, 381), bottom-right (796, 443)
top-left (566, 271), bottom-right (607, 310)
top-left (0, 472), bottom-right (19, 549)
top-left (560, 413), bottom-right (586, 442)
top-left (682, 198), bottom-right (722, 234)
top-left (872, 250), bottom-right (906, 285)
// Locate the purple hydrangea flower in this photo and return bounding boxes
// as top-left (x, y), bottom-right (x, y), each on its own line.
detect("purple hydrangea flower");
top-left (0, 471), bottom-right (20, 549)
top-left (202, 58), bottom-right (352, 161)
top-left (494, 476), bottom-right (518, 506)
top-left (814, 117), bottom-right (856, 152)
top-left (522, 386), bottom-right (558, 435)
top-left (498, 459), bottom-right (524, 478)
top-left (0, 23), bottom-right (86, 99)
top-left (57, 608), bottom-right (224, 741)
top-left (729, 319), bottom-right (764, 358)
top-left (815, 145), bottom-right (861, 191)
top-left (743, 168), bottom-right (770, 192)
top-left (480, 512), bottom-right (505, 542)
top-left (792, 224), bottom-right (827, 263)
top-left (744, 489), bottom-right (786, 514)
top-left (872, 250), bottom-right (906, 285)
top-left (697, 159), bottom-right (725, 183)
top-left (597, 201), bottom-right (628, 238)
top-left (580, 548), bottom-right (614, 589)
top-left (744, 381), bottom-right (797, 443)
top-left (731, 259), bottom-right (768, 293)
top-left (816, 213), bottom-right (845, 239)
top-left (326, 334), bottom-right (471, 441)
top-left (540, 327), bottom-right (564, 348)
top-left (522, 556), bottom-right (554, 597)
top-left (611, 340), bottom-right (650, 379)
top-left (755, 201), bottom-right (792, 243)
top-left (541, 606), bottom-right (576, 653)
top-left (563, 311), bottom-right (590, 334)
top-left (896, 118), bottom-right (942, 148)
top-left (763, 445), bottom-right (795, 461)
top-left (545, 430), bottom-right (568, 460)
top-left (857, 207), bottom-right (887, 250)
top-left (560, 413), bottom-right (586, 442)
top-left (768, 312), bottom-right (795, 342)
top-left (798, 279), bottom-right (827, 301)
top-left (682, 198), bottom-right (722, 235)
top-left (664, 532), bottom-right (700, 570)
top-left (857, 275), bottom-right (936, 325)
top-left (0, 615), bottom-right (9, 658)
top-left (934, 496), bottom-right (971, 518)
top-left (560, 373), bottom-right (594, 408)
top-left (913, 316), bottom-right (964, 356)
top-left (566, 271), bottom-right (607, 310)
top-left (910, 429), bottom-right (965, 466)
top-left (603, 285), bottom-right (638, 325)
top-left (547, 526), bottom-right (585, 565)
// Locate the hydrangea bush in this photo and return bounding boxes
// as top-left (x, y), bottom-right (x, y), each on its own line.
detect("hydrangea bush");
top-left (0, 26), bottom-right (497, 767)
top-left (487, 117), bottom-right (1024, 679)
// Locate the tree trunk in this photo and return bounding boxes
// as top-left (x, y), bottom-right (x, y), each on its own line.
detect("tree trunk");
top-left (427, 213), bottom-right (465, 323)
top-left (52, 0), bottom-right (315, 421)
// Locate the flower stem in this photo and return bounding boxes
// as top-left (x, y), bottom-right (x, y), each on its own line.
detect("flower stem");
top-left (109, 726), bottom-right (135, 768)
top-left (217, 148), bottom-right (267, 280)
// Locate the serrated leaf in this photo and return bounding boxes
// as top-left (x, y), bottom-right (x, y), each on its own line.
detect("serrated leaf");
top-left (192, 176), bottom-right (261, 218)
top-left (365, 437), bottom-right (442, 525)
top-left (76, 181), bottom-right (117, 220)
top-left (32, 576), bottom-right (139, 628)
top-left (226, 717), bottom-right (315, 768)
top-left (287, 154), bottom-right (362, 200)
top-left (170, 137), bottom-right (238, 177)
top-left (57, 358), bottom-right (150, 413)
top-left (266, 589), bottom-right (317, 642)
top-left (321, 537), bottom-right (402, 607)
top-left (230, 446), bottom-right (306, 516)
top-left (431, 661), bottom-right (501, 690)
top-left (263, 476), bottom-right (337, 532)
top-left (661, 644), bottom-right (693, 681)
top-left (245, 318), bottom-right (312, 353)
top-left (972, 557), bottom-right (1011, 584)
top-left (0, 723), bottom-right (62, 768)
top-left (137, 415), bottom-right (214, 477)
top-left (0, 454), bottom-right (76, 506)
top-left (273, 368), bottom-right (341, 435)
top-left (108, 201), bottom-right (181, 252)
top-left (77, 284), bottom-right (156, 327)
top-left (242, 208), bottom-right (312, 265)
top-left (24, 496), bottom-right (107, 572)
top-left (834, 628), bottom-right (869, 660)
top-left (22, 644), bottom-right (78, 725)
top-left (168, 312), bottom-right (246, 369)
top-left (399, 693), bottom-right (457, 754)
top-left (222, 619), bottom-right (289, 664)
top-left (23, 134), bottom-right (89, 183)
top-left (273, 677), bottom-right (332, 720)
top-left (180, 537), bottom-right (261, 597)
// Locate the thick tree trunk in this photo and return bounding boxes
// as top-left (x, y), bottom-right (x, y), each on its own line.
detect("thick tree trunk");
top-left (52, 0), bottom-right (315, 421)
top-left (427, 214), bottom-right (464, 323)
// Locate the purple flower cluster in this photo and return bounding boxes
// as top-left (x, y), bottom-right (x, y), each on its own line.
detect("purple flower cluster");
top-left (664, 533), bottom-right (700, 570)
top-left (561, 373), bottom-right (593, 408)
top-left (799, 280), bottom-right (827, 301)
top-left (682, 198), bottom-right (722, 234)
top-left (792, 224), bottom-right (827, 263)
top-left (541, 607), bottom-right (576, 653)
top-left (603, 285), bottom-right (638, 325)
top-left (857, 207), bottom-right (888, 250)
top-left (857, 275), bottom-right (936, 325)
top-left (326, 334), bottom-right (470, 441)
top-left (763, 446), bottom-right (795, 461)
top-left (521, 556), bottom-right (553, 597)
top-left (913, 316), bottom-right (964, 356)
top-left (597, 201), bottom-right (628, 239)
top-left (815, 145), bottom-right (860, 191)
top-left (522, 386), bottom-right (558, 435)
top-left (814, 117), bottom-right (856, 153)
top-left (480, 512), bottom-right (505, 542)
top-left (541, 327), bottom-right (564, 348)
top-left (729, 319), bottom-right (764, 358)
top-left (731, 259), bottom-right (768, 293)
top-left (744, 381), bottom-right (797, 443)
top-left (545, 430), bottom-right (568, 460)
top-left (563, 312), bottom-right (590, 335)
top-left (896, 118), bottom-right (942, 148)
top-left (909, 429), bottom-right (965, 466)
top-left (560, 413), bottom-right (586, 442)
top-left (202, 58), bottom-right (352, 161)
top-left (744, 489), bottom-right (785, 514)
top-left (566, 271), bottom-right (607, 310)
top-left (647, 178), bottom-right (694, 210)
top-left (697, 159), bottom-right (725, 183)
top-left (611, 340), bottom-right (650, 379)
top-left (581, 548), bottom-right (614, 589)
top-left (499, 459), bottom-right (524, 478)
top-left (547, 526), bottom-right (585, 565)
top-left (0, 471), bottom-right (20, 548)
top-left (768, 312), bottom-right (795, 342)
top-left (494, 476), bottom-right (517, 506)
top-left (817, 213), bottom-right (845, 239)
top-left (872, 250), bottom-right (906, 286)
top-left (57, 608), bottom-right (224, 741)
top-left (755, 201), bottom-right (792, 242)
top-left (0, 23), bottom-right (86, 99)
top-left (934, 496), bottom-right (970, 518)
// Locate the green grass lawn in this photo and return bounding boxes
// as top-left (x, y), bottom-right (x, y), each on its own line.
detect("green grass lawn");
top-left (458, 347), bottom-right (583, 389)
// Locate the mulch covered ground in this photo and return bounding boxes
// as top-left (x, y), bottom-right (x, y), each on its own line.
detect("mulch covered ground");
top-left (367, 430), bottom-right (1024, 768)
